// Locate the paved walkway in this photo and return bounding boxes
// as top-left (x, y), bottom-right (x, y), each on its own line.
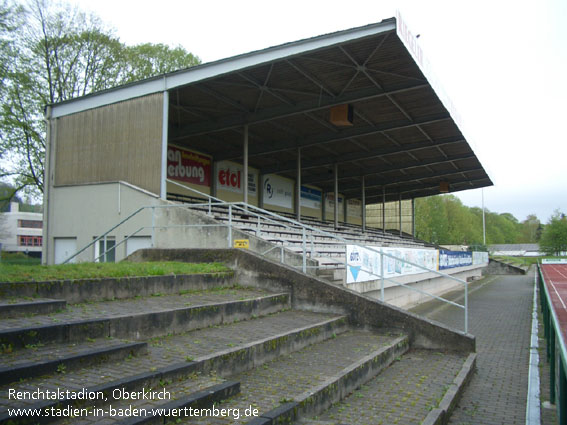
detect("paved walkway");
top-left (412, 272), bottom-right (534, 425)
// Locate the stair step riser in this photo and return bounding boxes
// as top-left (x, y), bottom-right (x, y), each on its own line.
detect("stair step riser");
top-left (0, 294), bottom-right (290, 349)
top-left (117, 381), bottom-right (240, 425)
top-left (0, 300), bottom-right (67, 319)
top-left (198, 316), bottom-right (349, 377)
top-left (0, 273), bottom-right (235, 304)
top-left (0, 342), bottom-right (148, 385)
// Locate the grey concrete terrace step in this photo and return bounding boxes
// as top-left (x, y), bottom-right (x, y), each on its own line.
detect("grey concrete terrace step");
top-left (0, 339), bottom-right (147, 385)
top-left (0, 299), bottom-right (66, 319)
top-left (178, 330), bottom-right (409, 425)
top-left (0, 272), bottom-right (236, 304)
top-left (0, 288), bottom-right (289, 348)
top-left (297, 350), bottom-right (474, 425)
top-left (0, 310), bottom-right (348, 424)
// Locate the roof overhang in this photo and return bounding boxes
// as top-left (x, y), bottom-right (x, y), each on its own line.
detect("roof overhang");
top-left (49, 16), bottom-right (492, 203)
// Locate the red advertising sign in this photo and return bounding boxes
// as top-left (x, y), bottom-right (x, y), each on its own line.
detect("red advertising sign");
top-left (167, 145), bottom-right (211, 187)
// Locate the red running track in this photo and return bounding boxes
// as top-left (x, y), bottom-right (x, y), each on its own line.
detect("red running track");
top-left (541, 263), bottom-right (567, 342)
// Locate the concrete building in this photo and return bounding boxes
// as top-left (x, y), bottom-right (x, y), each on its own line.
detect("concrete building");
top-left (42, 16), bottom-right (492, 265)
top-left (0, 202), bottom-right (43, 257)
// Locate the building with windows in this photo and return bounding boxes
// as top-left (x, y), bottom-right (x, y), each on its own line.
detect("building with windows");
top-left (0, 202), bottom-right (43, 257)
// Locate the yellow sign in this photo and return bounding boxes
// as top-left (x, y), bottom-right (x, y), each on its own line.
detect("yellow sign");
top-left (234, 239), bottom-right (249, 249)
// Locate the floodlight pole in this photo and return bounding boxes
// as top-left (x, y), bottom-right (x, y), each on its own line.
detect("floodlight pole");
top-left (482, 188), bottom-right (486, 245)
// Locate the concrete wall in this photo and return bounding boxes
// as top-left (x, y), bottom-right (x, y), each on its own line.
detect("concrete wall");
top-left (45, 182), bottom-right (161, 264)
top-left (483, 259), bottom-right (527, 275)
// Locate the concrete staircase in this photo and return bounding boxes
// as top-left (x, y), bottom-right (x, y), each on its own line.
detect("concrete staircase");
top-left (0, 249), bottom-right (474, 424)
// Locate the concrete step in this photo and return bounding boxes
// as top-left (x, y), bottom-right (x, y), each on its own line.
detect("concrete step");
top-left (0, 272), bottom-right (236, 304)
top-left (176, 330), bottom-right (409, 424)
top-left (0, 339), bottom-right (147, 385)
top-left (0, 287), bottom-right (289, 349)
top-left (0, 310), bottom-right (348, 424)
top-left (0, 299), bottom-right (66, 319)
top-left (296, 350), bottom-right (475, 425)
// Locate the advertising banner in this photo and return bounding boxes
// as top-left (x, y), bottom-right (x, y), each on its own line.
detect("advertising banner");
top-left (438, 250), bottom-right (473, 270)
top-left (346, 245), bottom-right (438, 284)
top-left (167, 145), bottom-right (211, 187)
top-left (472, 251), bottom-right (489, 265)
top-left (347, 199), bottom-right (362, 218)
top-left (325, 193), bottom-right (344, 217)
top-left (301, 186), bottom-right (322, 210)
top-left (263, 174), bottom-right (293, 209)
top-left (216, 161), bottom-right (257, 195)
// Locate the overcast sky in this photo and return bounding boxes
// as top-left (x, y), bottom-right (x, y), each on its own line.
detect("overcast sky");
top-left (65, 0), bottom-right (567, 223)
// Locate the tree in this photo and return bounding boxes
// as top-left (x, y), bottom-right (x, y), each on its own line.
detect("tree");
top-left (415, 194), bottom-right (531, 246)
top-left (540, 210), bottom-right (567, 256)
top-left (520, 214), bottom-right (542, 243)
top-left (0, 0), bottom-right (201, 199)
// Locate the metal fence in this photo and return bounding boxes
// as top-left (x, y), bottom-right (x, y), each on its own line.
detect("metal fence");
top-left (537, 262), bottom-right (567, 423)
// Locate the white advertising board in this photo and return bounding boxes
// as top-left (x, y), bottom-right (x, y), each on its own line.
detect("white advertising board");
top-left (262, 174), bottom-right (293, 209)
top-left (346, 245), bottom-right (438, 284)
top-left (215, 161), bottom-right (257, 195)
top-left (325, 193), bottom-right (344, 218)
top-left (301, 186), bottom-right (322, 210)
top-left (472, 251), bottom-right (489, 265)
top-left (347, 199), bottom-right (362, 218)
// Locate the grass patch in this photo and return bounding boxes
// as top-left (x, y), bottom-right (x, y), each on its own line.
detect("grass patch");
top-left (0, 252), bottom-right (41, 266)
top-left (0, 261), bottom-right (231, 283)
top-left (492, 255), bottom-right (566, 267)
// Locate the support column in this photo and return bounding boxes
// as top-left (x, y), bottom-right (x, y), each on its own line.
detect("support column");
top-left (258, 174), bottom-right (264, 209)
top-left (344, 197), bottom-right (348, 224)
top-left (321, 191), bottom-right (326, 221)
top-left (412, 198), bottom-right (416, 238)
top-left (296, 148), bottom-right (301, 221)
top-left (211, 160), bottom-right (217, 198)
top-left (382, 186), bottom-right (386, 235)
top-left (160, 90), bottom-right (169, 199)
top-left (399, 192), bottom-right (403, 237)
top-left (243, 125), bottom-right (249, 205)
top-left (334, 163), bottom-right (339, 229)
top-left (42, 106), bottom-right (52, 265)
top-left (362, 176), bottom-right (366, 233)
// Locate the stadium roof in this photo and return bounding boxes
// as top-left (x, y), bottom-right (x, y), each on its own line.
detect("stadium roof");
top-left (50, 16), bottom-right (493, 203)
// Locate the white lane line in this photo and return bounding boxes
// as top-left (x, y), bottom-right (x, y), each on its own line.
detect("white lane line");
top-left (551, 264), bottom-right (567, 279)
top-left (549, 279), bottom-right (567, 310)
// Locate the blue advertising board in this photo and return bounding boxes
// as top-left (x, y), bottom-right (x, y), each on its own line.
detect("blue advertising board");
top-left (438, 250), bottom-right (473, 270)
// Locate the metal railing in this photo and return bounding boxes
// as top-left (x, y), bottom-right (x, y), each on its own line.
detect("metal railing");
top-left (537, 262), bottom-right (567, 422)
top-left (65, 179), bottom-right (471, 332)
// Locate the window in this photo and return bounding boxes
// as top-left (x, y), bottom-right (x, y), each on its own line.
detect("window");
top-left (94, 237), bottom-right (116, 263)
top-left (18, 235), bottom-right (42, 246)
top-left (18, 220), bottom-right (43, 229)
